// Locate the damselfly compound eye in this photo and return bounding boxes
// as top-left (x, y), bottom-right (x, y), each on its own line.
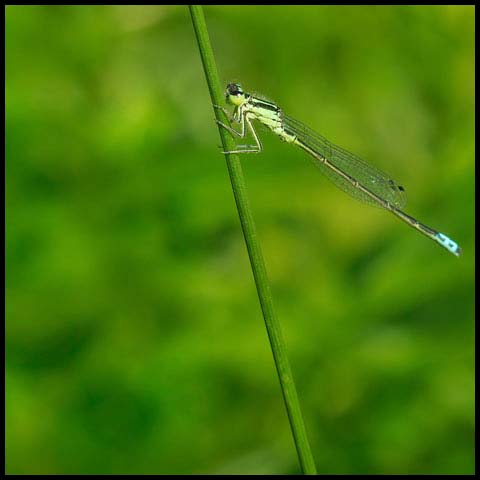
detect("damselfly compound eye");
top-left (227, 83), bottom-right (242, 96)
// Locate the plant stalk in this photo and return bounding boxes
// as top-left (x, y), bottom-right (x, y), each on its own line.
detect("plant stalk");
top-left (188, 5), bottom-right (317, 475)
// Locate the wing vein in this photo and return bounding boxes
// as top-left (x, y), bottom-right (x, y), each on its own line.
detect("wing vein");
top-left (282, 114), bottom-right (407, 209)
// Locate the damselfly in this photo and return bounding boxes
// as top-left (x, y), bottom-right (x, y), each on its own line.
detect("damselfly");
top-left (215, 83), bottom-right (461, 257)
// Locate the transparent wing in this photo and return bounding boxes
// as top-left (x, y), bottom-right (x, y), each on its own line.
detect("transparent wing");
top-left (282, 114), bottom-right (407, 209)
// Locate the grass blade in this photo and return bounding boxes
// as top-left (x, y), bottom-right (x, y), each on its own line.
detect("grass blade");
top-left (188, 5), bottom-right (317, 475)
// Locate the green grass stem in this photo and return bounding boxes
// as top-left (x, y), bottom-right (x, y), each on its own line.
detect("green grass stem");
top-left (188, 5), bottom-right (317, 475)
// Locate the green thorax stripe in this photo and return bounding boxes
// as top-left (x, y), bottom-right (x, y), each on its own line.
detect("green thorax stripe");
top-left (249, 96), bottom-right (280, 112)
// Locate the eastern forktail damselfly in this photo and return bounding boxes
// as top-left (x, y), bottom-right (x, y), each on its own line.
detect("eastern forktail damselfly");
top-left (215, 83), bottom-right (461, 257)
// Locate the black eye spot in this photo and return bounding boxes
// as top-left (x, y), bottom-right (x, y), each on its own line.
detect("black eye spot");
top-left (227, 83), bottom-right (242, 96)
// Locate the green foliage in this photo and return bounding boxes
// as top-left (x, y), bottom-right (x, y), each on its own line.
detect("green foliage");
top-left (6, 5), bottom-right (474, 475)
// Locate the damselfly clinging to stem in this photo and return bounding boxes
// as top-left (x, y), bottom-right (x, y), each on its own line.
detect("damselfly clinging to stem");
top-left (215, 83), bottom-right (461, 257)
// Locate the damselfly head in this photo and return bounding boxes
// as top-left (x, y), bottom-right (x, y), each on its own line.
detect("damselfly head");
top-left (226, 83), bottom-right (246, 106)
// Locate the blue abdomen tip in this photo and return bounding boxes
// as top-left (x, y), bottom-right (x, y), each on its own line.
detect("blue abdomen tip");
top-left (436, 233), bottom-right (461, 257)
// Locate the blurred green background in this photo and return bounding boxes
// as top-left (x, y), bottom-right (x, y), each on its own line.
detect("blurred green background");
top-left (5, 5), bottom-right (474, 475)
